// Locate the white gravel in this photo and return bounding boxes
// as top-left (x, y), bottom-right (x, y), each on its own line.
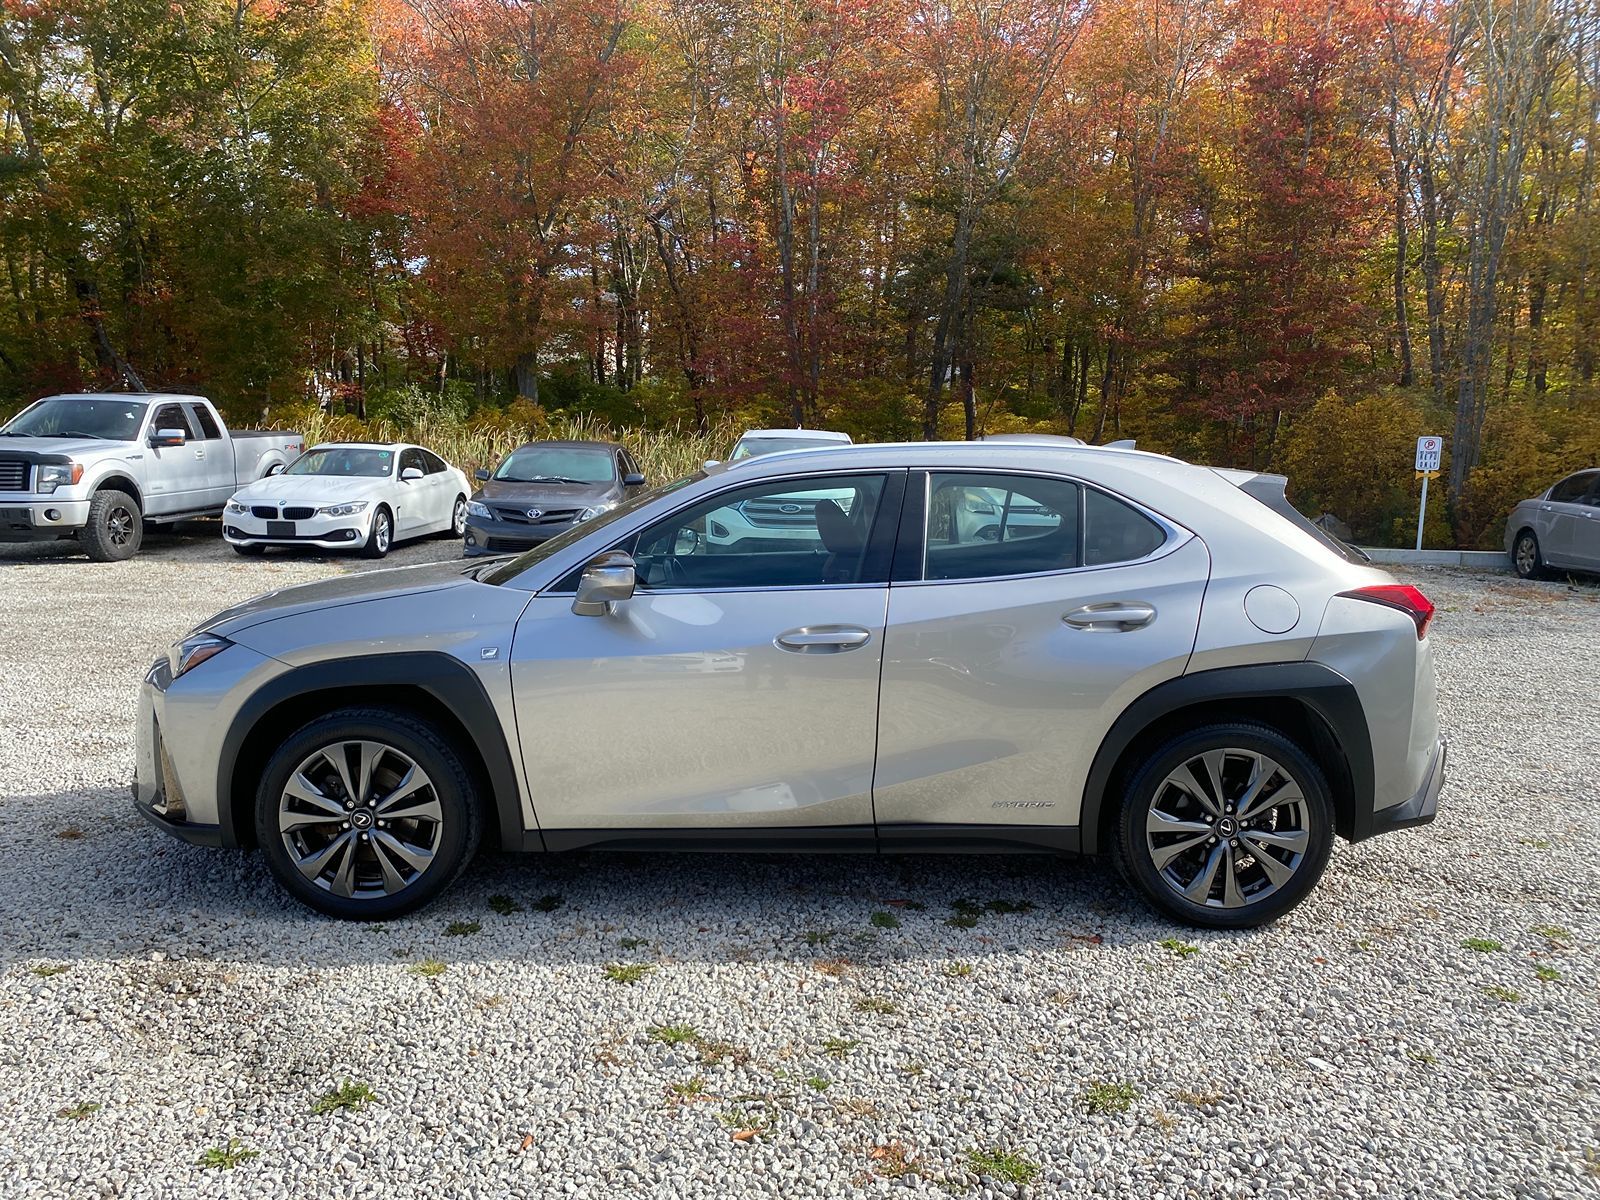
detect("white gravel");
top-left (0, 539), bottom-right (1597, 1199)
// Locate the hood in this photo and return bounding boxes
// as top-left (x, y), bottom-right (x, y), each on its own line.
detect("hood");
top-left (231, 473), bottom-right (388, 505)
top-left (475, 477), bottom-right (619, 507)
top-left (198, 558), bottom-right (485, 639)
top-left (0, 435), bottom-right (131, 458)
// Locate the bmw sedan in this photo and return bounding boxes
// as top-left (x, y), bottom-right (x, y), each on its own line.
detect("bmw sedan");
top-left (137, 441), bottom-right (1444, 928)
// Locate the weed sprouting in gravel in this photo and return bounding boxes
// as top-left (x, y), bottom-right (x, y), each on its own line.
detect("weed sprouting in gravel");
top-left (800, 929), bottom-right (835, 946)
top-left (411, 959), bottom-right (447, 978)
top-left (945, 961), bottom-right (974, 978)
top-left (1407, 1049), bottom-right (1438, 1066)
top-left (647, 1023), bottom-right (700, 1045)
top-left (444, 919), bottom-right (481, 937)
top-left (694, 1038), bottom-right (748, 1067)
top-left (28, 964), bottom-right (68, 977)
top-left (983, 899), bottom-right (1034, 915)
top-left (1083, 1080), bottom-right (1138, 1114)
top-left (667, 1076), bottom-right (711, 1104)
top-left (1535, 965), bottom-right (1563, 982)
top-left (197, 1139), bottom-right (259, 1169)
top-left (854, 995), bottom-right (899, 1015)
top-left (869, 1140), bottom-right (919, 1179)
top-left (815, 957), bottom-right (852, 976)
top-left (619, 936), bottom-right (650, 951)
top-left (822, 1037), bottom-right (860, 1058)
top-left (1159, 937), bottom-right (1199, 958)
top-left (312, 1079), bottom-right (377, 1115)
top-left (1483, 985), bottom-right (1521, 1002)
top-left (56, 1100), bottom-right (100, 1120)
top-left (604, 963), bottom-right (654, 985)
top-left (1173, 1088), bottom-right (1221, 1107)
top-left (487, 894), bottom-right (523, 915)
top-left (1517, 837), bottom-right (1552, 848)
top-left (531, 894), bottom-right (565, 912)
top-left (899, 1061), bottom-right (926, 1076)
top-left (1533, 924), bottom-right (1572, 944)
top-left (805, 1075), bottom-right (831, 1091)
top-left (717, 1105), bottom-right (774, 1139)
top-left (965, 1146), bottom-right (1038, 1185)
top-left (945, 913), bottom-right (980, 929)
top-left (951, 898), bottom-right (984, 918)
top-left (870, 910), bottom-right (900, 930)
top-left (1461, 937), bottom-right (1502, 952)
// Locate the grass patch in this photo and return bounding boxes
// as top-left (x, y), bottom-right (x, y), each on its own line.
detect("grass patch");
top-left (805, 1075), bottom-right (831, 1091)
top-left (1407, 1049), bottom-right (1438, 1065)
top-left (854, 995), bottom-right (899, 1015)
top-left (29, 964), bottom-right (69, 977)
top-left (945, 961), bottom-right (974, 978)
top-left (1533, 924), bottom-right (1571, 943)
top-left (1483, 985), bottom-right (1521, 1003)
top-left (822, 1037), bottom-right (860, 1059)
top-left (666, 1077), bottom-right (711, 1103)
top-left (1516, 837), bottom-right (1552, 848)
top-left (647, 1023), bottom-right (699, 1046)
top-left (410, 959), bottom-right (447, 978)
top-left (1535, 965), bottom-right (1563, 982)
top-left (965, 1146), bottom-right (1038, 1185)
top-left (899, 1061), bottom-right (926, 1076)
top-left (870, 910), bottom-right (900, 930)
top-left (945, 913), bottom-right (980, 929)
top-left (312, 1079), bottom-right (377, 1115)
top-left (1461, 937), bottom-right (1502, 953)
top-left (1083, 1080), bottom-right (1138, 1114)
top-left (444, 919), bottom-right (481, 937)
top-left (603, 963), bottom-right (654, 985)
top-left (1159, 937), bottom-right (1199, 958)
top-left (56, 1100), bottom-right (100, 1120)
top-left (197, 1139), bottom-right (259, 1169)
top-left (531, 894), bottom-right (565, 912)
top-left (618, 936), bottom-right (650, 951)
top-left (487, 894), bottom-right (523, 915)
top-left (800, 929), bottom-right (835, 946)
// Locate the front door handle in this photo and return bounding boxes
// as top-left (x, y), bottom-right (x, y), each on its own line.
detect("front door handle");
top-left (1063, 602), bottom-right (1157, 631)
top-left (775, 625), bottom-right (872, 653)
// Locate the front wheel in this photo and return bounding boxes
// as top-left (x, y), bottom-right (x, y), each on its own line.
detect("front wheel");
top-left (82, 489), bottom-right (143, 561)
top-left (1114, 723), bottom-right (1334, 929)
top-left (362, 506), bottom-right (393, 559)
top-left (1512, 530), bottom-right (1545, 579)
top-left (254, 707), bottom-right (482, 919)
top-left (439, 494), bottom-right (467, 539)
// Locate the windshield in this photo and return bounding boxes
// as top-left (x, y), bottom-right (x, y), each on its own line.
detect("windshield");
top-left (730, 436), bottom-right (843, 461)
top-left (494, 445), bottom-right (616, 485)
top-left (285, 447), bottom-right (395, 478)
top-left (480, 472), bottom-right (705, 586)
top-left (0, 397), bottom-right (149, 440)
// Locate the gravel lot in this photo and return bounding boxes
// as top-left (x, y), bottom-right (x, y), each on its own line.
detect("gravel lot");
top-left (1, 536), bottom-right (1597, 1199)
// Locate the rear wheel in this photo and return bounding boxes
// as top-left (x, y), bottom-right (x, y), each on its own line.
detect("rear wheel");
top-left (1512, 529), bottom-right (1545, 579)
top-left (1114, 723), bottom-right (1334, 929)
top-left (362, 506), bottom-right (392, 559)
top-left (255, 708), bottom-right (482, 919)
top-left (82, 489), bottom-right (142, 561)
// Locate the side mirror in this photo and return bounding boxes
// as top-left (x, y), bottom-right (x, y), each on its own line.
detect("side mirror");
top-left (150, 428), bottom-right (186, 448)
top-left (475, 468), bottom-right (490, 482)
top-left (266, 462), bottom-right (285, 476)
top-left (703, 459), bottom-right (721, 469)
top-left (572, 550), bottom-right (636, 616)
top-left (623, 472), bottom-right (646, 487)
top-left (401, 466), bottom-right (424, 482)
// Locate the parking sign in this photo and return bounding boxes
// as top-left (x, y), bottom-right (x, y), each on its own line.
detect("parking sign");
top-left (1415, 436), bottom-right (1442, 472)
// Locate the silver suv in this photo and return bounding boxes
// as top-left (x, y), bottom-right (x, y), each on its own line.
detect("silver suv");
top-left (134, 442), bottom-right (1444, 928)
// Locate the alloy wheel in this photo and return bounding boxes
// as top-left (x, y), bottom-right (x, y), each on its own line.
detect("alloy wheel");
top-left (375, 513), bottom-right (391, 552)
top-left (1144, 748), bottom-right (1312, 909)
top-left (452, 498), bottom-right (466, 536)
top-left (277, 740), bottom-right (442, 898)
top-left (1515, 534), bottom-right (1538, 576)
top-left (107, 505), bottom-right (134, 546)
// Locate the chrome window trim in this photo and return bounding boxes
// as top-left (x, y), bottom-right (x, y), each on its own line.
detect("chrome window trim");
top-left (906, 468), bottom-right (1191, 587)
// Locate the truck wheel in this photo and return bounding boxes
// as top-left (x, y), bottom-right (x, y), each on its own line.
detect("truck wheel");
top-left (361, 506), bottom-right (393, 559)
top-left (82, 489), bottom-right (143, 561)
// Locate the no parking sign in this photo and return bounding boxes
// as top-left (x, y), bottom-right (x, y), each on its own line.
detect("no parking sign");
top-left (1414, 436), bottom-right (1443, 549)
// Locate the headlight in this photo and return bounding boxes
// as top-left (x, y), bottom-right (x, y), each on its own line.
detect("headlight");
top-left (316, 501), bottom-right (369, 517)
top-left (168, 633), bottom-right (231, 680)
top-left (466, 499), bottom-right (493, 518)
top-left (226, 500), bottom-right (248, 514)
top-left (35, 462), bottom-right (83, 494)
top-left (577, 500), bottom-right (619, 522)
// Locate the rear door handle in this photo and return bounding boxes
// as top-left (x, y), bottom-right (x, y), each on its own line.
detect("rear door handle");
top-left (775, 625), bottom-right (872, 653)
top-left (1063, 602), bottom-right (1156, 631)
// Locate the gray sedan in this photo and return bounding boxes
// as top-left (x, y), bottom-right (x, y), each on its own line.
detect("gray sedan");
top-left (1505, 468), bottom-right (1600, 578)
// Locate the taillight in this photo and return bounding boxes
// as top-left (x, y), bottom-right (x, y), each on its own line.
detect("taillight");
top-left (1340, 584), bottom-right (1435, 639)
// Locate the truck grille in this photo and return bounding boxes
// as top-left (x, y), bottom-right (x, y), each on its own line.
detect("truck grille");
top-left (0, 459), bottom-right (29, 492)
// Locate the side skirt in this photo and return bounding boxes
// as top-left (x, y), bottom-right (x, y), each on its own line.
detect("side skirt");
top-left (529, 825), bottom-right (1082, 855)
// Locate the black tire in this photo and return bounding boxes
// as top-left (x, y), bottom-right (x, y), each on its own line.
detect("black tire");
top-left (1113, 722), bottom-right (1335, 930)
top-left (438, 494), bottom-right (468, 539)
top-left (81, 488), bottom-right (143, 561)
top-left (255, 707), bottom-right (482, 919)
top-left (232, 542), bottom-right (265, 557)
top-left (1512, 529), bottom-right (1545, 579)
top-left (362, 506), bottom-right (393, 559)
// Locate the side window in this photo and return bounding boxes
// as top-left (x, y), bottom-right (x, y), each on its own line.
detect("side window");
top-left (1084, 488), bottom-right (1167, 565)
top-left (149, 404), bottom-right (197, 440)
top-left (1550, 472), bottom-right (1597, 504)
top-left (631, 474), bottom-right (889, 590)
top-left (624, 452), bottom-right (642, 478)
top-left (189, 405), bottom-right (222, 440)
top-left (616, 451), bottom-right (629, 479)
top-left (400, 448), bottom-right (425, 476)
top-left (924, 473), bottom-right (1079, 581)
top-left (421, 449), bottom-right (448, 474)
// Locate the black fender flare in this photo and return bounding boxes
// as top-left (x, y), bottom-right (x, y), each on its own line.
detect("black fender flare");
top-left (1078, 662), bottom-right (1374, 850)
top-left (217, 652), bottom-right (527, 851)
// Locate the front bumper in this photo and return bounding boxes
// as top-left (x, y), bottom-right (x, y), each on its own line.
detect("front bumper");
top-left (463, 514), bottom-right (575, 556)
top-left (223, 509), bottom-right (369, 550)
top-left (1352, 738), bottom-right (1445, 842)
top-left (0, 496), bottom-right (90, 541)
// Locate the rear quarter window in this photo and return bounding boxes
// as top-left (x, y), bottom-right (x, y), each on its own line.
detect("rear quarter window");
top-left (1083, 488), bottom-right (1166, 565)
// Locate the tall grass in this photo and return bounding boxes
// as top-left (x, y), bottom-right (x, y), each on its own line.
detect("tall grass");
top-left (287, 406), bottom-right (741, 484)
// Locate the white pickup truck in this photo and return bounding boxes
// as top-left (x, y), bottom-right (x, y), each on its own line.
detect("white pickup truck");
top-left (0, 393), bottom-right (303, 560)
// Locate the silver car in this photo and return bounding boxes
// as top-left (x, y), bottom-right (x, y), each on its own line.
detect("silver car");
top-left (1505, 468), bottom-right (1600, 578)
top-left (134, 442), bottom-right (1444, 929)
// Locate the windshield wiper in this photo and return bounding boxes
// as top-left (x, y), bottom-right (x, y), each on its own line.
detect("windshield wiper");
top-left (0, 430), bottom-right (31, 437)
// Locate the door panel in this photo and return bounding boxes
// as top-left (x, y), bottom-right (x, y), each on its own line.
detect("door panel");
top-left (142, 403), bottom-right (207, 514)
top-left (184, 403), bottom-right (236, 506)
top-left (873, 536), bottom-right (1210, 829)
top-left (510, 588), bottom-right (888, 830)
top-left (1576, 484), bottom-right (1600, 570)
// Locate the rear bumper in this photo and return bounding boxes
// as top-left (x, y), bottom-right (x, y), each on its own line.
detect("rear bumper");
top-left (1351, 738), bottom-right (1444, 842)
top-left (0, 497), bottom-right (90, 540)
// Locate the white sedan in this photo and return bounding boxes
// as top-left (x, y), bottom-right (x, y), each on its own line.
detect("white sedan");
top-left (222, 442), bottom-right (469, 558)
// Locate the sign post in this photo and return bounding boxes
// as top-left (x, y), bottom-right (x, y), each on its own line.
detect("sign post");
top-left (1414, 436), bottom-right (1442, 550)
